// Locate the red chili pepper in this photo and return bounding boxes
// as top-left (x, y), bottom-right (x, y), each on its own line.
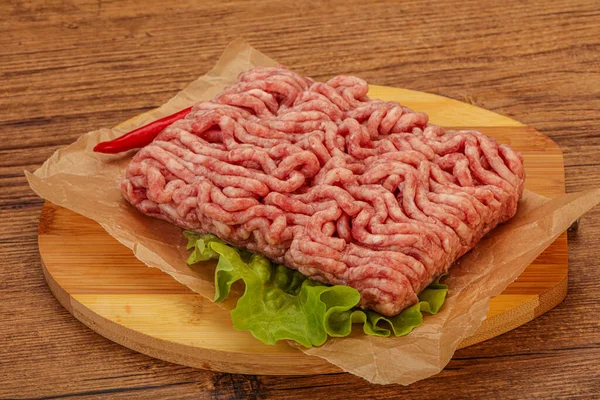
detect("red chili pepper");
top-left (93, 106), bottom-right (193, 154)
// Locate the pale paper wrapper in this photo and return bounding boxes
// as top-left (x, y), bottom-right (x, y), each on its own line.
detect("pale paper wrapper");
top-left (26, 39), bottom-right (600, 385)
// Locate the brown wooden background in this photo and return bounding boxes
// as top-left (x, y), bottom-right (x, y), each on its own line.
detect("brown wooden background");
top-left (1, 0), bottom-right (599, 398)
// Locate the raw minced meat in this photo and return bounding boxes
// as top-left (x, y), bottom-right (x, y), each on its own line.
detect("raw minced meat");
top-left (121, 66), bottom-right (525, 316)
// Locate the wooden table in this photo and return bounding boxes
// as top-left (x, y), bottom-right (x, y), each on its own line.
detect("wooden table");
top-left (1, 0), bottom-right (599, 398)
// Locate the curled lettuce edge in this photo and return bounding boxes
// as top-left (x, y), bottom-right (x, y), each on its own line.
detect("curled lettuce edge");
top-left (184, 231), bottom-right (448, 348)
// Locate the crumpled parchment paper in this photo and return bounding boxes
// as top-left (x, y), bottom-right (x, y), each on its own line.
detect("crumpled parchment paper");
top-left (26, 39), bottom-right (600, 385)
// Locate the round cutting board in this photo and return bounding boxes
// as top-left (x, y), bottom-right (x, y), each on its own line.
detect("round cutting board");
top-left (38, 85), bottom-right (567, 375)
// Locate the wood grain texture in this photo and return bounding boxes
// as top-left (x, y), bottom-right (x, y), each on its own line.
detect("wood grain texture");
top-left (36, 84), bottom-right (568, 375)
top-left (1, 0), bottom-right (600, 398)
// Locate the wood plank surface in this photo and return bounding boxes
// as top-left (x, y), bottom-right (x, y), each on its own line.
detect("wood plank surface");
top-left (1, 0), bottom-right (600, 398)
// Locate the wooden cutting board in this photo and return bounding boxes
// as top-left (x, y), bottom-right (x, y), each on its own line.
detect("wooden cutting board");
top-left (38, 85), bottom-right (567, 375)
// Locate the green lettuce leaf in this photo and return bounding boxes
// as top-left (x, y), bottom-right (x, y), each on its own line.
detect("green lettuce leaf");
top-left (185, 232), bottom-right (448, 348)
